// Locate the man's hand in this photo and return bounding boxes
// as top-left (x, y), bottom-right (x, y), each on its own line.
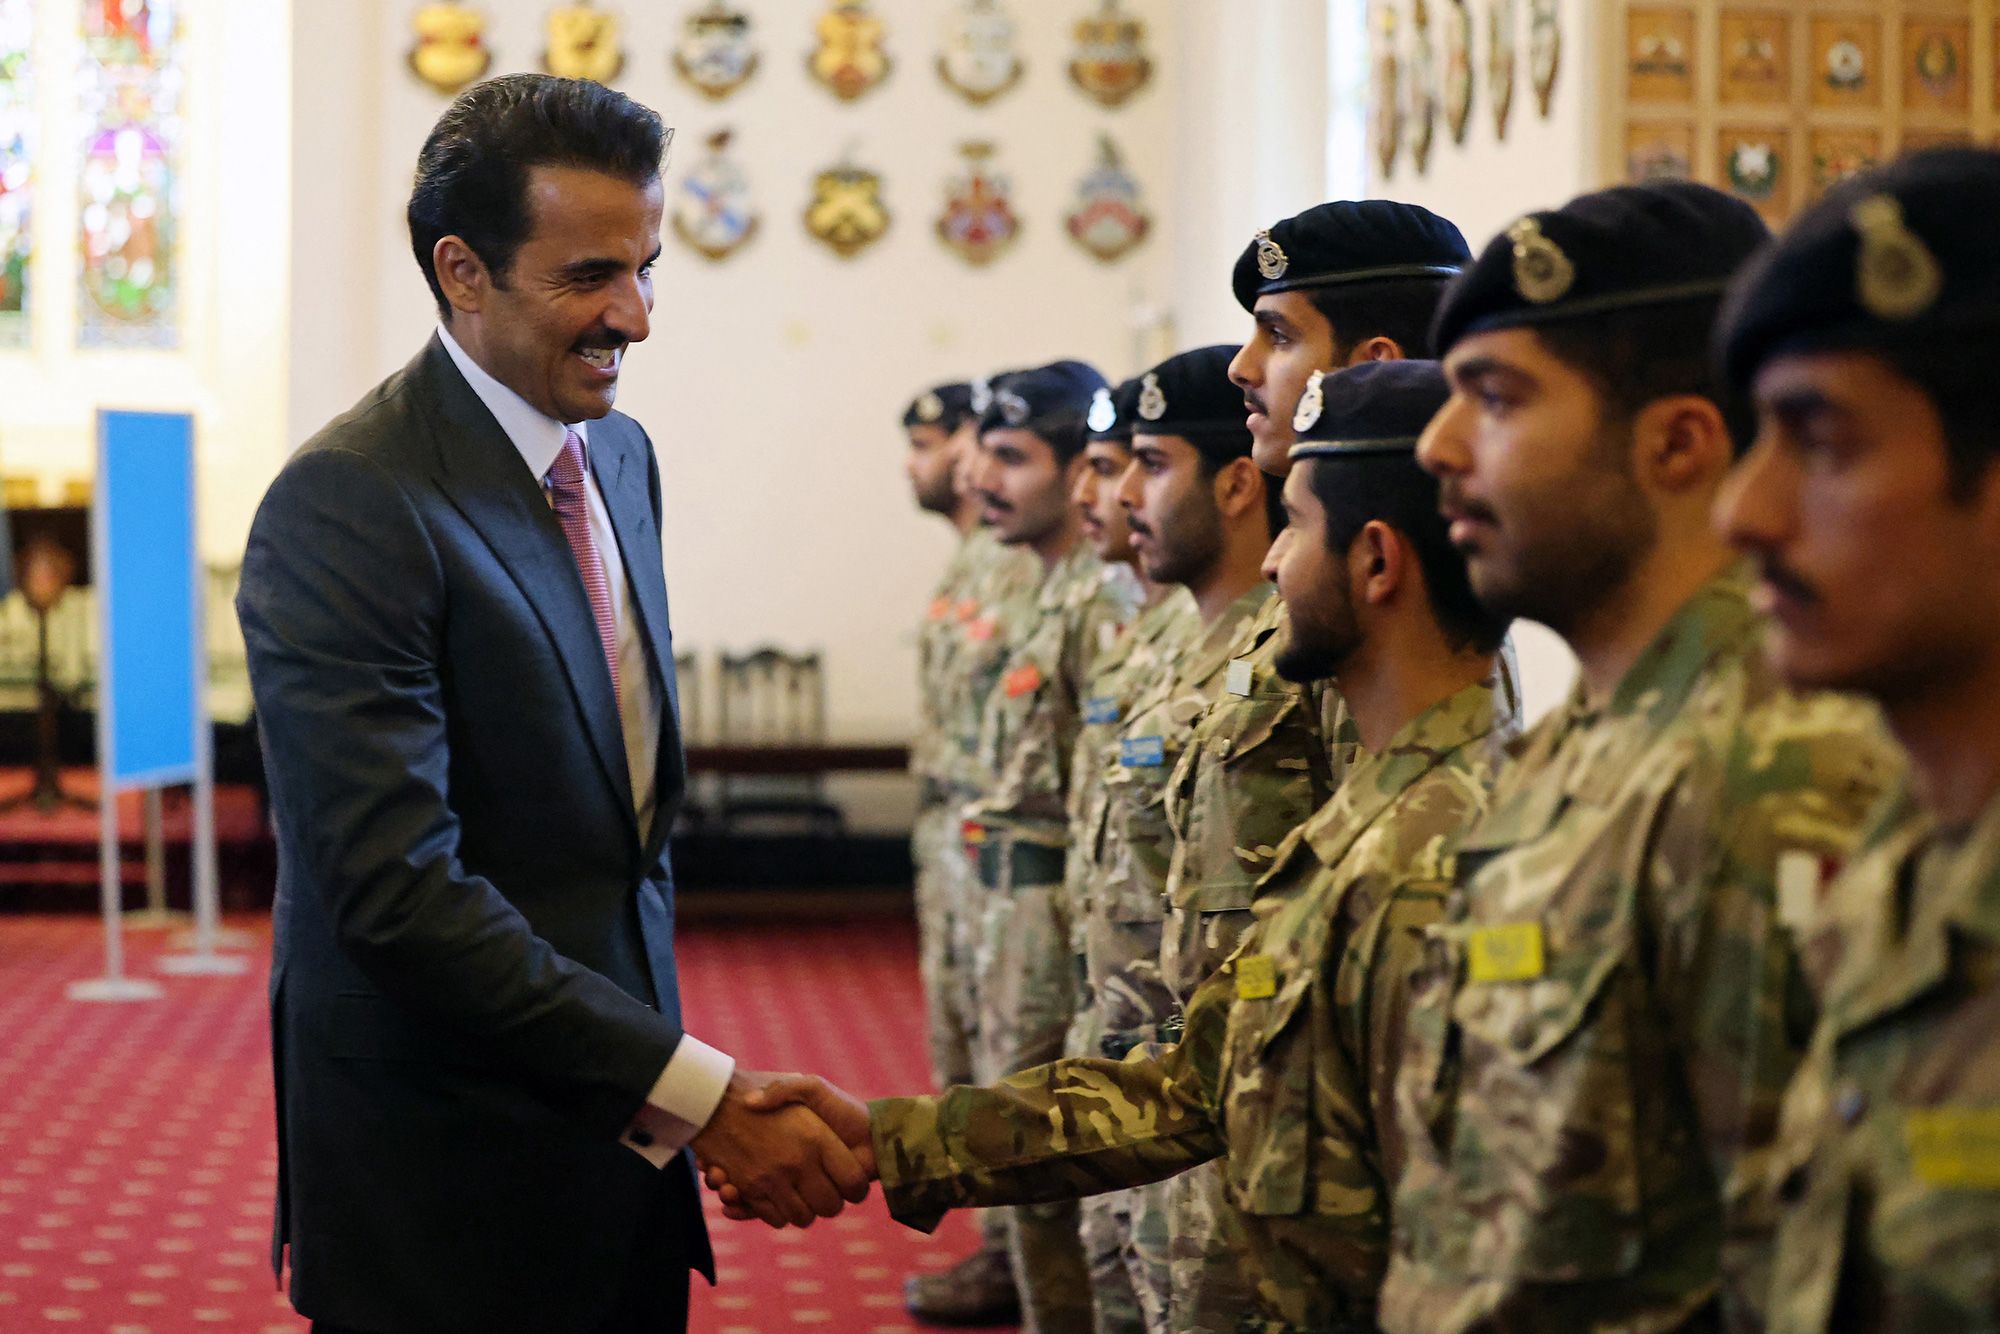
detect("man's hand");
top-left (691, 1071), bottom-right (872, 1228)
top-left (701, 1074), bottom-right (875, 1224)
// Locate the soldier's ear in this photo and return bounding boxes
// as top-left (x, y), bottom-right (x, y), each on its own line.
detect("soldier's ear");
top-left (1352, 520), bottom-right (1404, 606)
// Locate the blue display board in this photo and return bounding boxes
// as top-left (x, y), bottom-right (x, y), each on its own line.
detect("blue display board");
top-left (97, 410), bottom-right (199, 788)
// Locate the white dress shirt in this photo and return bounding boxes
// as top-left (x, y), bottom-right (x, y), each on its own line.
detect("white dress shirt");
top-left (439, 327), bottom-right (733, 1164)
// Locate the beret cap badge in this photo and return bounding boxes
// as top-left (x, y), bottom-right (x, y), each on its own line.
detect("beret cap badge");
top-left (1254, 228), bottom-right (1289, 281)
top-left (1292, 369), bottom-right (1326, 432)
top-left (970, 376), bottom-right (994, 413)
top-left (1087, 387), bottom-right (1118, 433)
top-left (1851, 195), bottom-right (1942, 322)
top-left (1137, 372), bottom-right (1167, 421)
top-left (997, 388), bottom-right (1031, 425)
top-left (914, 391), bottom-right (945, 423)
top-left (1506, 215), bottom-right (1575, 304)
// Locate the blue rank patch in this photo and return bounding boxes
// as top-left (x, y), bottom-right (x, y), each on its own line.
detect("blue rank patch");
top-left (1084, 697), bottom-right (1121, 725)
top-left (1120, 736), bottom-right (1166, 768)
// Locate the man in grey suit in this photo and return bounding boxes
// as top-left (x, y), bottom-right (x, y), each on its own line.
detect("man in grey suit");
top-left (238, 76), bottom-right (867, 1334)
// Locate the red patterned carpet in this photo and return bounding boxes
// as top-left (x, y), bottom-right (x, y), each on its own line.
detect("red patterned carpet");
top-left (0, 912), bottom-right (1002, 1333)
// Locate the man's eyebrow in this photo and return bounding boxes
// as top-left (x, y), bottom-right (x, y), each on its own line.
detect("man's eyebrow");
top-left (1764, 386), bottom-right (1840, 423)
top-left (1255, 309), bottom-right (1295, 335)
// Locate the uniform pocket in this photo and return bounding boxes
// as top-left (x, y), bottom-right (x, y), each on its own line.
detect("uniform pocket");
top-left (1442, 922), bottom-right (1646, 1280)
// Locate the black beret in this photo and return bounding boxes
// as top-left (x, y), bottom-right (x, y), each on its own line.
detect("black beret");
top-left (1718, 147), bottom-right (2000, 393)
top-left (1085, 377), bottom-right (1142, 444)
top-left (1232, 200), bottom-right (1470, 314)
top-left (1289, 361), bottom-right (1449, 460)
top-left (1432, 181), bottom-right (1770, 355)
top-left (977, 359), bottom-right (1109, 437)
top-left (902, 381), bottom-right (975, 430)
top-left (1129, 345), bottom-right (1252, 462)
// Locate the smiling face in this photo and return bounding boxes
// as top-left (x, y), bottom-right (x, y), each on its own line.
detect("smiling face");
top-left (1231, 292), bottom-right (1339, 474)
top-left (968, 426), bottom-right (1079, 547)
top-left (1716, 348), bottom-right (2000, 701)
top-left (1073, 438), bottom-right (1137, 562)
top-left (1118, 433), bottom-right (1224, 587)
top-left (1418, 327), bottom-right (1657, 633)
top-left (436, 164), bottom-right (663, 423)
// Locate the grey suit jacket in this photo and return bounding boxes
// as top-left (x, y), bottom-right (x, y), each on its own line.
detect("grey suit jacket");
top-left (238, 336), bottom-right (710, 1332)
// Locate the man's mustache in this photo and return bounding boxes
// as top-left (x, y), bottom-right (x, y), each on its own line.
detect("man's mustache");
top-left (1755, 557), bottom-right (1820, 607)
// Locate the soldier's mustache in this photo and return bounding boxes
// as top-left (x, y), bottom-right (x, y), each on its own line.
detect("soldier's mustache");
top-left (1755, 558), bottom-right (1819, 606)
top-left (1243, 391), bottom-right (1268, 418)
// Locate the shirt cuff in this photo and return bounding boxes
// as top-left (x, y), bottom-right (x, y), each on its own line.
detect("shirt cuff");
top-left (620, 1035), bottom-right (736, 1169)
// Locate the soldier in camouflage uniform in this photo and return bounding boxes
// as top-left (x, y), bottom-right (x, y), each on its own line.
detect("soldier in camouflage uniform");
top-left (716, 361), bottom-right (1515, 1334)
top-left (1383, 183), bottom-right (1902, 1334)
top-left (1712, 148), bottom-right (2000, 1332)
top-left (903, 377), bottom-right (1044, 1327)
top-left (1160, 200), bottom-right (1479, 1332)
top-left (1065, 376), bottom-right (1200, 1334)
top-left (1066, 345), bottom-right (1281, 1333)
top-left (960, 360), bottom-right (1127, 1333)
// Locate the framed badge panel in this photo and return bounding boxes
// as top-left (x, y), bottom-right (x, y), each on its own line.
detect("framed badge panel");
top-left (1602, 1), bottom-right (1998, 226)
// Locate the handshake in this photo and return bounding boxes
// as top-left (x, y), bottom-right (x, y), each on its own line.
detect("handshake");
top-left (690, 1070), bottom-right (877, 1228)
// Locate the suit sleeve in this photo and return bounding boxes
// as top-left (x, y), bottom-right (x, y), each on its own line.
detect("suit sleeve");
top-left (870, 964), bottom-right (1234, 1231)
top-left (238, 445), bottom-right (683, 1139)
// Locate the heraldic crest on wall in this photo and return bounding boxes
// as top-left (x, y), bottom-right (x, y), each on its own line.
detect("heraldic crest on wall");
top-left (672, 128), bottom-right (759, 262)
top-left (1065, 134), bottom-right (1149, 263)
top-left (672, 1), bottom-right (758, 100)
top-left (936, 141), bottom-right (1020, 266)
top-left (938, 0), bottom-right (1024, 105)
top-left (1068, 0), bottom-right (1152, 108)
top-left (1487, 0), bottom-right (1516, 139)
top-left (809, 1), bottom-right (892, 101)
top-left (805, 152), bottom-right (890, 258)
top-left (409, 2), bottom-right (492, 95)
top-left (542, 2), bottom-right (623, 85)
top-left (1372, 2), bottom-right (1403, 178)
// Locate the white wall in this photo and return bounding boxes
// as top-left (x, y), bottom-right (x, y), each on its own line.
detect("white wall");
top-left (287, 0), bottom-right (1180, 740)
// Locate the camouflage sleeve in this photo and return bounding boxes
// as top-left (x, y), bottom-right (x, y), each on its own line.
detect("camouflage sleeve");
top-left (1336, 876), bottom-right (1450, 1189)
top-left (1647, 697), bottom-right (1896, 1327)
top-left (872, 965), bottom-right (1234, 1231)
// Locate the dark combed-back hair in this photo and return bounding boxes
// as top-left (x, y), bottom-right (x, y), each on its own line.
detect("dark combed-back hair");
top-left (407, 74), bottom-right (670, 319)
top-left (1309, 276), bottom-right (1456, 359)
top-left (1305, 453), bottom-right (1510, 654)
top-left (1531, 295), bottom-right (1748, 449)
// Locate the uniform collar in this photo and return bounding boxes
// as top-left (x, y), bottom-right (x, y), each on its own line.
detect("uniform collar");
top-left (437, 323), bottom-right (590, 484)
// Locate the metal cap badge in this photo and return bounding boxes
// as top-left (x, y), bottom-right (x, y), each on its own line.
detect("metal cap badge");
top-left (997, 387), bottom-right (1031, 425)
top-left (1254, 228), bottom-right (1289, 281)
top-left (1507, 215), bottom-right (1575, 304)
top-left (1292, 369), bottom-right (1325, 432)
top-left (914, 391), bottom-right (945, 423)
top-left (1087, 387), bottom-right (1117, 433)
top-left (1136, 372), bottom-right (1167, 420)
top-left (1851, 194), bottom-right (1943, 322)
top-left (970, 376), bottom-right (994, 413)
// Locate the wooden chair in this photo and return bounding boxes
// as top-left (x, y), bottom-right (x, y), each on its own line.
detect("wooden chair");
top-left (711, 647), bottom-right (845, 836)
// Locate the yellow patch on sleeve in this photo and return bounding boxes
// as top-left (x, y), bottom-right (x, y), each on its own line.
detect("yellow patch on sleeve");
top-left (1466, 922), bottom-right (1545, 984)
top-left (1234, 955), bottom-right (1277, 1000)
top-left (1905, 1107), bottom-right (2000, 1188)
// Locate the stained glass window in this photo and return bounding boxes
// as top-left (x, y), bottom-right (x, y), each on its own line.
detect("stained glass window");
top-left (77, 0), bottom-right (182, 348)
top-left (0, 0), bottom-right (32, 349)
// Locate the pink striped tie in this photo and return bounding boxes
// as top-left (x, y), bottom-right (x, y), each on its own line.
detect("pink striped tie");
top-left (546, 430), bottom-right (622, 705)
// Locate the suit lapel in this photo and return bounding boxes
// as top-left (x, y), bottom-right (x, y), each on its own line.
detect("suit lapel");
top-left (589, 422), bottom-right (688, 859)
top-left (414, 338), bottom-right (640, 842)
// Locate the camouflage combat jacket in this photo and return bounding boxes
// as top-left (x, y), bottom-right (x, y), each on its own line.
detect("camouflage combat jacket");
top-left (966, 544), bottom-right (1129, 847)
top-left (871, 680), bottom-right (1503, 1333)
top-left (1160, 596), bottom-right (1343, 1005)
top-left (915, 529), bottom-right (1038, 794)
top-left (1765, 780), bottom-right (2000, 1332)
top-left (1081, 584), bottom-right (1273, 1050)
top-left (1383, 567), bottom-right (1901, 1334)
top-left (931, 532), bottom-right (1043, 802)
top-left (1063, 589), bottom-right (1200, 952)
